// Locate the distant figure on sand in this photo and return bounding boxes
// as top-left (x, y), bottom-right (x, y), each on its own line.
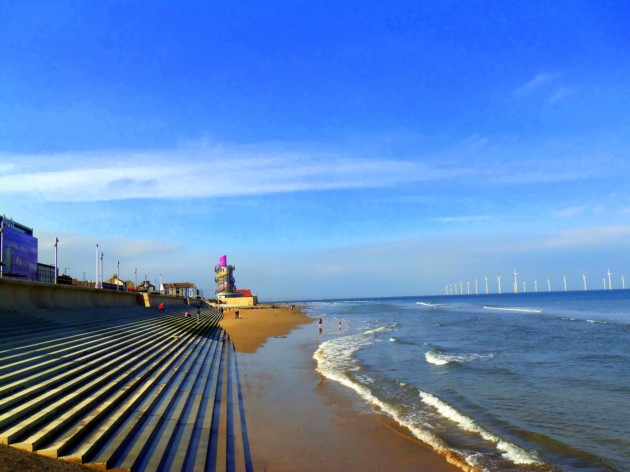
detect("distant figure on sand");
top-left (235, 310), bottom-right (240, 319)
top-left (158, 303), bottom-right (165, 311)
top-left (338, 319), bottom-right (342, 330)
top-left (318, 317), bottom-right (323, 335)
top-left (185, 311), bottom-right (190, 318)
top-left (196, 307), bottom-right (200, 322)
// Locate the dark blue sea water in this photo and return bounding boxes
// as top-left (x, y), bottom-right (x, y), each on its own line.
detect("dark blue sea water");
top-left (299, 290), bottom-right (630, 472)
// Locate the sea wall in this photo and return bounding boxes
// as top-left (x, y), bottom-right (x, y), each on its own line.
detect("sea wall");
top-left (0, 278), bottom-right (189, 314)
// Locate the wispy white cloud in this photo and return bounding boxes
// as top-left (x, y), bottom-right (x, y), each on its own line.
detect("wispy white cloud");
top-left (549, 86), bottom-right (577, 104)
top-left (436, 216), bottom-right (494, 224)
top-left (544, 226), bottom-right (630, 248)
top-left (552, 206), bottom-right (586, 218)
top-left (0, 145), bottom-right (468, 202)
top-left (514, 73), bottom-right (559, 97)
top-left (1, 133), bottom-right (624, 205)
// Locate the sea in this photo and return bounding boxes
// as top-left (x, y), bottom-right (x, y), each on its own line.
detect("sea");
top-left (295, 290), bottom-right (629, 472)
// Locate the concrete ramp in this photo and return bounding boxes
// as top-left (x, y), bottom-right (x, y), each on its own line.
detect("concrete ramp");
top-left (0, 279), bottom-right (187, 314)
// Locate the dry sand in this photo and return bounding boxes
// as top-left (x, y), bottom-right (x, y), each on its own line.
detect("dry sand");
top-left (221, 305), bottom-right (461, 472)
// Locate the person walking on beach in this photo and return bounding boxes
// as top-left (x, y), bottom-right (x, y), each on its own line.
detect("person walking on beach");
top-left (318, 317), bottom-right (323, 335)
top-left (196, 307), bottom-right (201, 322)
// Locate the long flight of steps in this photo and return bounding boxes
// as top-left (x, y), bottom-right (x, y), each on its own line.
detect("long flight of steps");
top-left (0, 305), bottom-right (252, 471)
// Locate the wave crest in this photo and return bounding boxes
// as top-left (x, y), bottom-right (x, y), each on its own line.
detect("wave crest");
top-left (425, 348), bottom-right (494, 366)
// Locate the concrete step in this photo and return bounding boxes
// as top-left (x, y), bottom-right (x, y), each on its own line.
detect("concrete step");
top-left (0, 306), bottom-right (251, 471)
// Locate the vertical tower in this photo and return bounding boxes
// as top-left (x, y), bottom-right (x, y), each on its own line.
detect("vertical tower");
top-left (215, 255), bottom-right (236, 296)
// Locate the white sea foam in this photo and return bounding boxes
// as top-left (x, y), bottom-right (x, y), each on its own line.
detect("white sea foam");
top-left (363, 326), bottom-right (390, 336)
top-left (420, 392), bottom-right (540, 465)
top-left (314, 332), bottom-right (453, 456)
top-left (425, 349), bottom-right (494, 366)
top-left (389, 337), bottom-right (397, 342)
top-left (483, 306), bottom-right (542, 313)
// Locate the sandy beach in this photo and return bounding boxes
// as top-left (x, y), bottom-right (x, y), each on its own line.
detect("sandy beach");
top-left (220, 305), bottom-right (461, 472)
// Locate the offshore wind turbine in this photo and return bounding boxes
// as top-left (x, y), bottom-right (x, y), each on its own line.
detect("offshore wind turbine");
top-left (583, 274), bottom-right (587, 291)
top-left (467, 281), bottom-right (470, 295)
top-left (607, 269), bottom-right (613, 290)
top-left (603, 278), bottom-right (607, 290)
top-left (485, 276), bottom-right (489, 295)
top-left (534, 280), bottom-right (538, 292)
top-left (522, 281), bottom-right (526, 293)
top-left (563, 276), bottom-right (567, 292)
top-left (547, 278), bottom-right (551, 292)
top-left (497, 275), bottom-right (502, 294)
top-left (460, 280), bottom-right (463, 295)
top-left (475, 278), bottom-right (478, 295)
top-left (513, 269), bottom-right (518, 294)
top-left (622, 275), bottom-right (626, 290)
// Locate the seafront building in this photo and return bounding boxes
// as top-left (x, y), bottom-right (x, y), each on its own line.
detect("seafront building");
top-left (0, 215), bottom-right (38, 281)
top-left (1, 214), bottom-right (201, 298)
top-left (163, 281), bottom-right (200, 298)
top-left (214, 255), bottom-right (257, 306)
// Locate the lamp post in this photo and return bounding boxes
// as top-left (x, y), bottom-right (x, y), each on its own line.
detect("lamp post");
top-left (117, 260), bottom-right (120, 291)
top-left (135, 268), bottom-right (137, 290)
top-left (100, 252), bottom-right (104, 288)
top-left (54, 238), bottom-right (59, 284)
top-left (95, 244), bottom-right (99, 288)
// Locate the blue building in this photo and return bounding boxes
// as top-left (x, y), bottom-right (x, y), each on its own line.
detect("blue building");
top-left (0, 216), bottom-right (39, 281)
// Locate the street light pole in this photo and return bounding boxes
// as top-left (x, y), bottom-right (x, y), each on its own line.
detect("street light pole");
top-left (95, 244), bottom-right (99, 288)
top-left (117, 260), bottom-right (120, 291)
top-left (54, 238), bottom-right (59, 284)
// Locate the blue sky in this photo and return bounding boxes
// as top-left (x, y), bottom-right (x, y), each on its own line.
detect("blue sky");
top-left (2, 1), bottom-right (630, 299)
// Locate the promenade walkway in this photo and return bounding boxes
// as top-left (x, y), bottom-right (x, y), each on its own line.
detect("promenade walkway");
top-left (0, 305), bottom-right (252, 471)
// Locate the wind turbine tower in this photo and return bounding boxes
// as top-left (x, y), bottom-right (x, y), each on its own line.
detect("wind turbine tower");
top-left (497, 275), bottom-right (502, 294)
top-left (583, 274), bottom-right (587, 291)
top-left (603, 278), bottom-right (607, 290)
top-left (547, 278), bottom-right (551, 292)
top-left (563, 276), bottom-right (567, 292)
top-left (475, 278), bottom-right (478, 295)
top-left (622, 275), bottom-right (626, 290)
top-left (608, 269), bottom-right (613, 290)
top-left (534, 280), bottom-right (538, 292)
top-left (513, 269), bottom-right (518, 294)
top-left (485, 276), bottom-right (489, 295)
